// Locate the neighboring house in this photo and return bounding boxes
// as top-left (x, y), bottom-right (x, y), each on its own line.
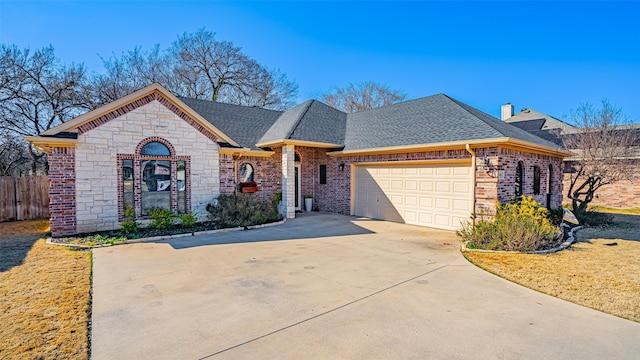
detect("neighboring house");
top-left (502, 103), bottom-right (640, 209)
top-left (27, 84), bottom-right (569, 237)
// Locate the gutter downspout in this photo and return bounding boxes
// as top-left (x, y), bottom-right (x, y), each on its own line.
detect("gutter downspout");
top-left (465, 144), bottom-right (477, 226)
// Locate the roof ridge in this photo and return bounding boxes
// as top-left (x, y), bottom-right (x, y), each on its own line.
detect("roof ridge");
top-left (284, 99), bottom-right (314, 140)
top-left (443, 94), bottom-right (510, 138)
top-left (177, 96), bottom-right (284, 114)
top-left (349, 93), bottom-right (444, 116)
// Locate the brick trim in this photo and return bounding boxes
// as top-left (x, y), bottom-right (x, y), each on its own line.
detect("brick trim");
top-left (78, 92), bottom-right (218, 142)
top-left (135, 136), bottom-right (176, 156)
top-left (117, 138), bottom-right (192, 220)
top-left (49, 147), bottom-right (76, 237)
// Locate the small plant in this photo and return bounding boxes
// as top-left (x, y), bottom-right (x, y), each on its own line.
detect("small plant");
top-left (148, 208), bottom-right (177, 230)
top-left (274, 192), bottom-right (282, 203)
top-left (458, 196), bottom-right (560, 252)
top-left (120, 205), bottom-right (139, 234)
top-left (179, 211), bottom-right (197, 228)
top-left (304, 194), bottom-right (313, 199)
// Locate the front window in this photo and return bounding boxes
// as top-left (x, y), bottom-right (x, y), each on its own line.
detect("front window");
top-left (239, 163), bottom-right (254, 183)
top-left (141, 159), bottom-right (171, 214)
top-left (515, 161), bottom-right (524, 197)
top-left (533, 166), bottom-right (541, 195)
top-left (122, 159), bottom-right (134, 210)
top-left (119, 138), bottom-right (190, 219)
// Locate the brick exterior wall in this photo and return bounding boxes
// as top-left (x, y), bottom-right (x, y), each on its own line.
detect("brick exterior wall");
top-left (48, 147), bottom-right (76, 237)
top-left (74, 100), bottom-right (220, 233)
top-left (495, 148), bottom-right (564, 213)
top-left (562, 161), bottom-right (640, 209)
top-left (278, 146), bottom-right (563, 217)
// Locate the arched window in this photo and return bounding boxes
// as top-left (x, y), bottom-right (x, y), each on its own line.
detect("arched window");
top-left (515, 161), bottom-right (525, 197)
top-left (533, 166), bottom-right (541, 195)
top-left (140, 141), bottom-right (171, 156)
top-left (120, 138), bottom-right (189, 218)
top-left (239, 163), bottom-right (254, 183)
top-left (547, 164), bottom-right (554, 209)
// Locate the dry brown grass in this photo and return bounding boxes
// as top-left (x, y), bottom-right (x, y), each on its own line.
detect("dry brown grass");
top-left (464, 213), bottom-right (640, 323)
top-left (0, 219), bottom-right (91, 360)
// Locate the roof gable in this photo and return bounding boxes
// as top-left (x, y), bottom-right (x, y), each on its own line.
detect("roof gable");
top-left (42, 83), bottom-right (238, 146)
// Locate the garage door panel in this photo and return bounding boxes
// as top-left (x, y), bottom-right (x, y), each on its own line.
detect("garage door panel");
top-left (453, 199), bottom-right (470, 211)
top-left (436, 181), bottom-right (450, 192)
top-left (405, 195), bottom-right (418, 207)
top-left (419, 196), bottom-right (433, 207)
top-left (454, 166), bottom-right (470, 175)
top-left (405, 180), bottom-right (418, 190)
top-left (419, 181), bottom-right (434, 192)
top-left (435, 198), bottom-right (450, 209)
top-left (354, 164), bottom-right (472, 231)
top-left (453, 182), bottom-right (469, 193)
top-left (420, 167), bottom-right (434, 175)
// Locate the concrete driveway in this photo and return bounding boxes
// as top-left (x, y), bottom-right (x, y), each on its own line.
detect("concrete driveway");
top-left (92, 213), bottom-right (640, 359)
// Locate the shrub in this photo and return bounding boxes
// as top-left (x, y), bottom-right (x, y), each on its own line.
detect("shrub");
top-left (458, 196), bottom-right (560, 252)
top-left (547, 207), bottom-right (564, 226)
top-left (121, 205), bottom-right (139, 234)
top-left (148, 208), bottom-right (177, 230)
top-left (206, 193), bottom-right (281, 228)
top-left (179, 211), bottom-right (197, 228)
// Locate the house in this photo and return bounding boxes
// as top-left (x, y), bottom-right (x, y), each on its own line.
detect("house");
top-left (502, 103), bottom-right (640, 209)
top-left (26, 84), bottom-right (569, 237)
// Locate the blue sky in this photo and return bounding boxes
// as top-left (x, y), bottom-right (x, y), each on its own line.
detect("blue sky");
top-left (1, 1), bottom-right (639, 122)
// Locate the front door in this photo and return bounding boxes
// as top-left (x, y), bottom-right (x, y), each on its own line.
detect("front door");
top-left (294, 165), bottom-right (301, 210)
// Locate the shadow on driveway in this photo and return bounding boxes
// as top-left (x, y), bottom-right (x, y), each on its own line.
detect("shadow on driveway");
top-left (155, 213), bottom-right (376, 250)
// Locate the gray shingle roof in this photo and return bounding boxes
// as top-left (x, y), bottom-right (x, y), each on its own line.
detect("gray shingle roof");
top-left (343, 94), bottom-right (563, 151)
top-left (288, 100), bottom-right (347, 145)
top-left (178, 94), bottom-right (564, 153)
top-left (505, 108), bottom-right (576, 132)
top-left (259, 100), bottom-right (312, 144)
top-left (179, 97), bottom-right (282, 150)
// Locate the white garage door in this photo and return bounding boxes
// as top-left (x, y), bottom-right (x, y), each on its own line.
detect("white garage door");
top-left (354, 164), bottom-right (473, 230)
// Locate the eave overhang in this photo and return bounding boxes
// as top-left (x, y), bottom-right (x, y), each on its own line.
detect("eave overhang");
top-left (327, 137), bottom-right (573, 158)
top-left (24, 136), bottom-right (77, 153)
top-left (255, 139), bottom-right (343, 149)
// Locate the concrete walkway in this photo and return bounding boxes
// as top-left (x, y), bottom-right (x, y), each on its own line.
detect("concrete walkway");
top-left (92, 213), bottom-right (640, 359)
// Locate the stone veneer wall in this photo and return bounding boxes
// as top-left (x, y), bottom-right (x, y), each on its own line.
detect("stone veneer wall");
top-left (48, 147), bottom-right (76, 237)
top-left (74, 100), bottom-right (220, 233)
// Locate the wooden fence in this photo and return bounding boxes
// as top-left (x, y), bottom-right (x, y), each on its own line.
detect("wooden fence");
top-left (0, 176), bottom-right (49, 222)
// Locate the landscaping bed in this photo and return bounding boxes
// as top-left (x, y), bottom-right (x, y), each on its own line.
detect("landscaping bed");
top-left (0, 219), bottom-right (91, 360)
top-left (464, 212), bottom-right (640, 323)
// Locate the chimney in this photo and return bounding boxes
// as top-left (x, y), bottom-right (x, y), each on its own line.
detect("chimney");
top-left (501, 103), bottom-right (514, 121)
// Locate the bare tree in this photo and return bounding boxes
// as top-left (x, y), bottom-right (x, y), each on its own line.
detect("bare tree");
top-left (563, 100), bottom-right (639, 216)
top-left (0, 134), bottom-right (32, 176)
top-left (92, 29), bottom-right (298, 110)
top-left (321, 81), bottom-right (407, 113)
top-left (0, 45), bottom-right (92, 174)
top-left (91, 45), bottom-right (170, 106)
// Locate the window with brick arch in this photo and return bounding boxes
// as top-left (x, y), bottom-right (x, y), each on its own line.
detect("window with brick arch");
top-left (515, 161), bottom-right (525, 197)
top-left (119, 139), bottom-right (189, 218)
top-left (533, 165), bottom-right (541, 195)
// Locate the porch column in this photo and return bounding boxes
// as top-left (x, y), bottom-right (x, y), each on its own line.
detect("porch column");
top-left (281, 144), bottom-right (296, 219)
